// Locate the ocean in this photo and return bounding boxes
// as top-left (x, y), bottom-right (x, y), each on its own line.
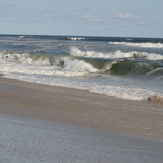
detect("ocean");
top-left (0, 34), bottom-right (163, 100)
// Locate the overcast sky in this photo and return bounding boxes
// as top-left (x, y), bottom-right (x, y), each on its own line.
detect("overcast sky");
top-left (0, 0), bottom-right (163, 38)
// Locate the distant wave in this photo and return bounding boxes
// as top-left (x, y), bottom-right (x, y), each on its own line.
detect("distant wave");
top-left (18, 36), bottom-right (26, 39)
top-left (109, 42), bottom-right (163, 48)
top-left (67, 37), bottom-right (85, 41)
top-left (60, 37), bottom-right (85, 41)
top-left (18, 35), bottom-right (34, 39)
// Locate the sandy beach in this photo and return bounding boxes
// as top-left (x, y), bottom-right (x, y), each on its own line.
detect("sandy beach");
top-left (0, 76), bottom-right (163, 162)
top-left (0, 76), bottom-right (163, 139)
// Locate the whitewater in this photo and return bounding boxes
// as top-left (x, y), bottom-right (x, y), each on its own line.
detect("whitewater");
top-left (0, 35), bottom-right (163, 101)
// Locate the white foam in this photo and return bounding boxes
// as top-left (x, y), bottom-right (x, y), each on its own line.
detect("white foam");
top-left (70, 47), bottom-right (136, 59)
top-left (101, 86), bottom-right (157, 100)
top-left (0, 53), bottom-right (98, 78)
top-left (140, 52), bottom-right (163, 60)
top-left (2, 53), bottom-right (29, 62)
top-left (70, 47), bottom-right (163, 60)
top-left (67, 37), bottom-right (85, 41)
top-left (4, 70), bottom-right (160, 101)
top-left (109, 42), bottom-right (163, 48)
top-left (64, 59), bottom-right (98, 73)
top-left (18, 36), bottom-right (26, 38)
top-left (0, 52), bottom-right (162, 101)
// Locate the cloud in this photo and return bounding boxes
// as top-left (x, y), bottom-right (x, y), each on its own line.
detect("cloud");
top-left (137, 19), bottom-right (151, 26)
top-left (7, 17), bottom-right (41, 23)
top-left (116, 13), bottom-right (137, 19)
top-left (80, 15), bottom-right (103, 23)
top-left (42, 14), bottom-right (60, 23)
top-left (81, 15), bottom-right (94, 19)
top-left (62, 13), bottom-right (103, 24)
top-left (115, 13), bottom-right (151, 27)
top-left (7, 17), bottom-right (26, 22)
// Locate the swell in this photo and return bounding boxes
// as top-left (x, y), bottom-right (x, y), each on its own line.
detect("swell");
top-left (1, 34), bottom-right (163, 44)
top-left (14, 35), bottom-right (163, 43)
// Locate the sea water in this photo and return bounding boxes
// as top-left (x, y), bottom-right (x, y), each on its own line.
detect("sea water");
top-left (0, 35), bottom-right (163, 100)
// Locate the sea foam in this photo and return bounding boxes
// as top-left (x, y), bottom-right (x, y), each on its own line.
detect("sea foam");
top-left (109, 42), bottom-right (163, 48)
top-left (70, 47), bottom-right (163, 60)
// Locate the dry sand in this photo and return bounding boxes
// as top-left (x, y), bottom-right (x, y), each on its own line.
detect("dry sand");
top-left (0, 76), bottom-right (163, 140)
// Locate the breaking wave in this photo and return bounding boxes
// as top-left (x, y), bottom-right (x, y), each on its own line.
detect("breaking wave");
top-left (109, 42), bottom-right (163, 48)
top-left (1, 49), bottom-right (163, 78)
top-left (60, 37), bottom-right (85, 41)
top-left (70, 47), bottom-right (163, 60)
top-left (104, 59), bottom-right (163, 76)
top-left (0, 51), bottom-right (98, 77)
top-left (67, 37), bottom-right (85, 41)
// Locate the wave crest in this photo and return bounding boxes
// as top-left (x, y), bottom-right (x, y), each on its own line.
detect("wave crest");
top-left (70, 47), bottom-right (163, 60)
top-left (60, 37), bottom-right (85, 41)
top-left (109, 42), bottom-right (163, 48)
top-left (0, 52), bottom-right (98, 77)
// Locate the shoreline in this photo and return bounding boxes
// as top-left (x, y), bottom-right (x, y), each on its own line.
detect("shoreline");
top-left (0, 76), bottom-right (163, 140)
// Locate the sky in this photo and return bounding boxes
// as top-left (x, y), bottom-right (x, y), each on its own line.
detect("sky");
top-left (0, 0), bottom-right (163, 38)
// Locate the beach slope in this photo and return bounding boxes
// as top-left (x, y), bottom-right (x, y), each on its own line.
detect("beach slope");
top-left (0, 76), bottom-right (163, 162)
top-left (0, 76), bottom-right (163, 139)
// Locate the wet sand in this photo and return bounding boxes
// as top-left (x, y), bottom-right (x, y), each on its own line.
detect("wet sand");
top-left (0, 76), bottom-right (163, 162)
top-left (1, 114), bottom-right (163, 163)
top-left (0, 76), bottom-right (163, 139)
